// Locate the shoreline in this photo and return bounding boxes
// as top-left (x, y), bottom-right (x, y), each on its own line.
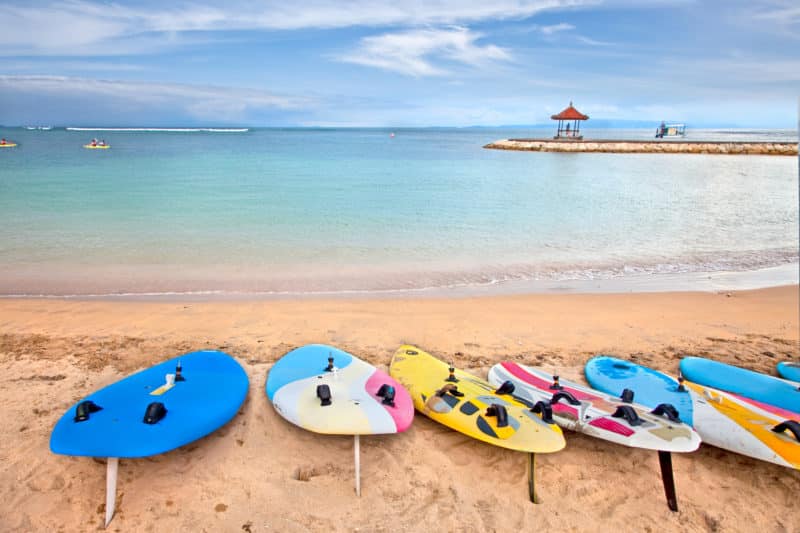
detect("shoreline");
top-left (1, 263), bottom-right (796, 301)
top-left (484, 138), bottom-right (799, 155)
top-left (1, 286), bottom-right (798, 531)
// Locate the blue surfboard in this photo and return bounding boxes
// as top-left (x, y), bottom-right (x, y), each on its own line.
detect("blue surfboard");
top-left (777, 362), bottom-right (800, 383)
top-left (51, 350), bottom-right (248, 458)
top-left (584, 356), bottom-right (694, 426)
top-left (680, 357), bottom-right (800, 414)
top-left (51, 350), bottom-right (248, 526)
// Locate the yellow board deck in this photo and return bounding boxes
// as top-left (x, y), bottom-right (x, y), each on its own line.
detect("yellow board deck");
top-left (390, 345), bottom-right (565, 453)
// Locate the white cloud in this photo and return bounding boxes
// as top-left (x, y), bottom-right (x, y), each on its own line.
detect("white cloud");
top-left (338, 27), bottom-right (511, 77)
top-left (0, 75), bottom-right (311, 121)
top-left (575, 35), bottom-right (612, 46)
top-left (0, 1), bottom-right (593, 55)
top-left (538, 22), bottom-right (575, 35)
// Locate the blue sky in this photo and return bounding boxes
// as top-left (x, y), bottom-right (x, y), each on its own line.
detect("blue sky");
top-left (0, 0), bottom-right (798, 127)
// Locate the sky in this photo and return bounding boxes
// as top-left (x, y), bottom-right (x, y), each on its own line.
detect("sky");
top-left (0, 0), bottom-right (798, 127)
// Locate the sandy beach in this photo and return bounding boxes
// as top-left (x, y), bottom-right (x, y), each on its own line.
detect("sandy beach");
top-left (1, 286), bottom-right (798, 532)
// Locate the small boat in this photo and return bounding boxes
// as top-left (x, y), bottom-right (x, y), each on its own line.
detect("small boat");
top-left (655, 122), bottom-right (685, 138)
top-left (84, 139), bottom-right (110, 149)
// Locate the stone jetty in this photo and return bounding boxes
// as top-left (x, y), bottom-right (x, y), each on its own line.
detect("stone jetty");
top-left (484, 139), bottom-right (798, 156)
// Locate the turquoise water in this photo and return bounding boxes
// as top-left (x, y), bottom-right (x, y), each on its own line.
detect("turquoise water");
top-left (0, 127), bottom-right (797, 296)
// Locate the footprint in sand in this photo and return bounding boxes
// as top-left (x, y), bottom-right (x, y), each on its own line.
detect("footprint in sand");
top-left (215, 503), bottom-right (228, 512)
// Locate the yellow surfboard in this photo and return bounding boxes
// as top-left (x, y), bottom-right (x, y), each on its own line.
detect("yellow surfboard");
top-left (84, 144), bottom-right (110, 149)
top-left (0, 143), bottom-right (17, 148)
top-left (390, 345), bottom-right (565, 453)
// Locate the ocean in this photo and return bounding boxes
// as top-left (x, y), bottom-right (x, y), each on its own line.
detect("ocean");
top-left (0, 126), bottom-right (797, 298)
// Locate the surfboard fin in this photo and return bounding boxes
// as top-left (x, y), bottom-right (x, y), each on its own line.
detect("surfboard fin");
top-left (528, 453), bottom-right (538, 504)
top-left (105, 457), bottom-right (118, 528)
top-left (658, 451), bottom-right (678, 512)
top-left (354, 435), bottom-right (361, 497)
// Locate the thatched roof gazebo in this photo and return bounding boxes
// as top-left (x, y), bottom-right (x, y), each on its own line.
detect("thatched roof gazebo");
top-left (551, 101), bottom-right (588, 140)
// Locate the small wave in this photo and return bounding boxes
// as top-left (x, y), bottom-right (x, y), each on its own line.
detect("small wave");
top-left (65, 127), bottom-right (249, 133)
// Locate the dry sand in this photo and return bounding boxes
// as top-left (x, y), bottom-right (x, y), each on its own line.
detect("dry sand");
top-left (1, 286), bottom-right (798, 532)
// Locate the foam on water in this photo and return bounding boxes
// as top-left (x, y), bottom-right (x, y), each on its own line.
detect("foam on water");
top-left (65, 127), bottom-right (248, 132)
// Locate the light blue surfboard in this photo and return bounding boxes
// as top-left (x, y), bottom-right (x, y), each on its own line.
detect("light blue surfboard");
top-left (680, 357), bottom-right (800, 414)
top-left (777, 362), bottom-right (800, 383)
top-left (584, 356), bottom-right (694, 426)
top-left (51, 350), bottom-right (248, 458)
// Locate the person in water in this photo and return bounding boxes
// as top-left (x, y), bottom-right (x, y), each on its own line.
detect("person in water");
top-left (0, 138), bottom-right (7, 145)
top-left (91, 138), bottom-right (97, 146)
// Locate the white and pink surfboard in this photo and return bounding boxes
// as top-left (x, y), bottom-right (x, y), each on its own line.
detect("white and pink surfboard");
top-left (266, 344), bottom-right (414, 495)
top-left (489, 362), bottom-right (700, 452)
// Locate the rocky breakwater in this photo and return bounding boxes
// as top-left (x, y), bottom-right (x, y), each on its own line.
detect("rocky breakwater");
top-left (484, 139), bottom-right (798, 155)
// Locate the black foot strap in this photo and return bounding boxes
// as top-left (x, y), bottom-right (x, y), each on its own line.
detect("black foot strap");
top-left (531, 401), bottom-right (555, 424)
top-left (317, 384), bottom-right (332, 406)
top-left (74, 400), bottom-right (102, 422)
top-left (376, 384), bottom-right (396, 407)
top-left (436, 384), bottom-right (464, 397)
top-left (611, 405), bottom-right (642, 426)
top-left (772, 420), bottom-right (800, 441)
top-left (620, 388), bottom-right (635, 403)
top-left (494, 380), bottom-right (515, 395)
top-left (659, 451), bottom-right (678, 512)
top-left (551, 391), bottom-right (581, 406)
top-left (651, 403), bottom-right (681, 423)
top-left (143, 402), bottom-right (167, 424)
top-left (486, 404), bottom-right (509, 427)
